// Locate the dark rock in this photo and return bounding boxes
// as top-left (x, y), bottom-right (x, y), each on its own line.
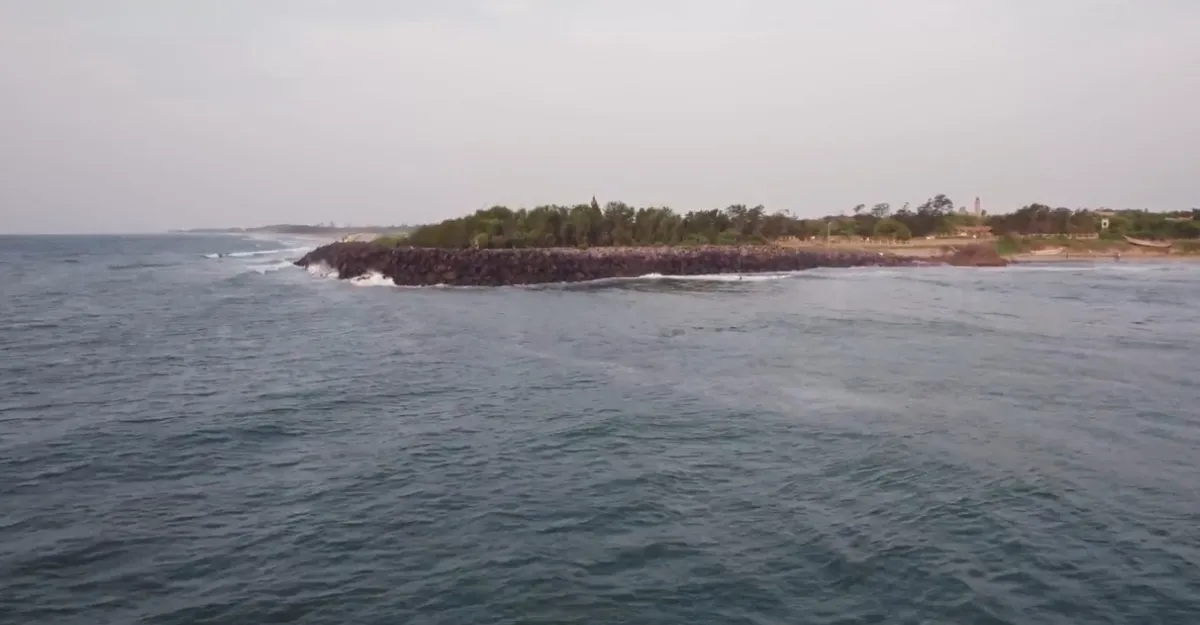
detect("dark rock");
top-left (294, 242), bottom-right (932, 286)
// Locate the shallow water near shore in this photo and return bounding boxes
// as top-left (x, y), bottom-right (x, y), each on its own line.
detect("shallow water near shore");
top-left (2, 234), bottom-right (1199, 624)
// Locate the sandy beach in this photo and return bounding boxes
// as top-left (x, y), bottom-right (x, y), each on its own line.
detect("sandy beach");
top-left (773, 237), bottom-right (1199, 264)
top-left (1005, 252), bottom-right (1200, 263)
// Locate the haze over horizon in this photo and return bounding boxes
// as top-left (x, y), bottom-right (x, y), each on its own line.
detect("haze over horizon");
top-left (2, 0), bottom-right (1197, 234)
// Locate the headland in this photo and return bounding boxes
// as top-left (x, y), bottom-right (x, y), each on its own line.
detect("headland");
top-left (293, 241), bottom-right (1008, 287)
top-left (289, 197), bottom-right (1199, 285)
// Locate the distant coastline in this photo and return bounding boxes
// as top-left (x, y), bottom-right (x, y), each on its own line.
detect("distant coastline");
top-left (171, 224), bottom-right (411, 236)
top-left (194, 199), bottom-right (1200, 279)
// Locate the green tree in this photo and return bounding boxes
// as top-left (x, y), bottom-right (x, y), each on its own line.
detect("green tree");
top-left (397, 197), bottom-right (1198, 249)
top-left (873, 218), bottom-right (912, 241)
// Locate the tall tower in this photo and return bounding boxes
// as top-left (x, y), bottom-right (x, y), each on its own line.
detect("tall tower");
top-left (974, 197), bottom-right (982, 217)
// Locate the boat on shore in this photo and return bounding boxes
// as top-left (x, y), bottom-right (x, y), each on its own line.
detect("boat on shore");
top-left (1123, 236), bottom-right (1172, 249)
top-left (1029, 247), bottom-right (1065, 256)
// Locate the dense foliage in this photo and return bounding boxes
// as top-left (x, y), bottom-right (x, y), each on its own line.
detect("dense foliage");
top-left (986, 205), bottom-right (1200, 240)
top-left (400, 196), bottom-right (1199, 249)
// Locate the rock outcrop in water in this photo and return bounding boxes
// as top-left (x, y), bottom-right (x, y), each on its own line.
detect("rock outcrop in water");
top-left (295, 242), bottom-right (925, 286)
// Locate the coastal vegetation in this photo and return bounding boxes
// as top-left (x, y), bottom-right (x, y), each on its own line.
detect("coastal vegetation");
top-left (396, 196), bottom-right (1199, 250)
top-left (986, 205), bottom-right (1199, 240)
top-left (291, 200), bottom-right (1193, 288)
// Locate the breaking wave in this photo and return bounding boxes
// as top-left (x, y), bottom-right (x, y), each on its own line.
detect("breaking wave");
top-left (204, 247), bottom-right (308, 259)
top-left (108, 261), bottom-right (184, 271)
top-left (306, 269), bottom-right (802, 289)
top-left (348, 271), bottom-right (396, 287)
top-left (246, 260), bottom-right (295, 274)
top-left (634, 271), bottom-right (796, 282)
top-left (304, 262), bottom-right (337, 279)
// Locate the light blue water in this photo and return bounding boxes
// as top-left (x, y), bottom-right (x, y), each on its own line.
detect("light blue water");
top-left (2, 234), bottom-right (1198, 624)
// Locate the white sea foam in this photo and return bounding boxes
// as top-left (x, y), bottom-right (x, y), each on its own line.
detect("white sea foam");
top-left (300, 267), bottom-right (913, 289)
top-left (634, 272), bottom-right (796, 282)
top-left (298, 263), bottom-right (449, 288)
top-left (348, 271), bottom-right (396, 287)
top-left (304, 262), bottom-right (337, 279)
top-left (205, 247), bottom-right (308, 259)
top-left (520, 271), bottom-right (814, 289)
top-left (247, 260), bottom-right (295, 274)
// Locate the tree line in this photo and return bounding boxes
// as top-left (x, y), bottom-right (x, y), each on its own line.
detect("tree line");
top-left (987, 204), bottom-right (1200, 240)
top-left (399, 196), bottom-right (1200, 249)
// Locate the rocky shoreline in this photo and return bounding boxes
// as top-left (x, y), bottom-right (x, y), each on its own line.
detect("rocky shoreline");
top-left (293, 242), bottom-right (1007, 287)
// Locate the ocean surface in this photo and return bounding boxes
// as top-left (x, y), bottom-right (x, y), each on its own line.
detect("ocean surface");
top-left (1, 234), bottom-right (1198, 625)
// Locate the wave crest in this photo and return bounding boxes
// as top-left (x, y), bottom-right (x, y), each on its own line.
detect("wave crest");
top-left (204, 247), bottom-right (308, 260)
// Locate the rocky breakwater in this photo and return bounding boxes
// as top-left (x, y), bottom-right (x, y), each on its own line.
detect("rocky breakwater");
top-left (294, 242), bottom-right (920, 286)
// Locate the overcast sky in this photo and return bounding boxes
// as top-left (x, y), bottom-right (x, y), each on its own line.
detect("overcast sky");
top-left (1, 0), bottom-right (1197, 233)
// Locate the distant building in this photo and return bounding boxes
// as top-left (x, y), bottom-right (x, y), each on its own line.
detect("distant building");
top-left (974, 197), bottom-right (982, 217)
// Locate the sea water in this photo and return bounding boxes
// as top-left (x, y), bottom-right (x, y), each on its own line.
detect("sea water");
top-left (1, 234), bottom-right (1198, 624)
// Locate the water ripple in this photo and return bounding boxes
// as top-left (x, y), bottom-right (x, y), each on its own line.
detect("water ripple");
top-left (1, 236), bottom-right (1199, 624)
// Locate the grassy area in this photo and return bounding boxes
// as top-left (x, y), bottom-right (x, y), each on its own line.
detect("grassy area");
top-left (372, 234), bottom-right (410, 247)
top-left (995, 235), bottom-right (1139, 255)
top-left (1057, 237), bottom-right (1130, 251)
top-left (989, 234), bottom-right (1200, 257)
top-left (994, 235), bottom-right (1027, 255)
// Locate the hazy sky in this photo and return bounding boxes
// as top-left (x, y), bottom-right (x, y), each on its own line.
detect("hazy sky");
top-left (1, 0), bottom-right (1197, 233)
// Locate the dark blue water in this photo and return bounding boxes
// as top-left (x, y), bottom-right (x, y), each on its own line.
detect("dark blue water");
top-left (2, 234), bottom-right (1198, 625)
